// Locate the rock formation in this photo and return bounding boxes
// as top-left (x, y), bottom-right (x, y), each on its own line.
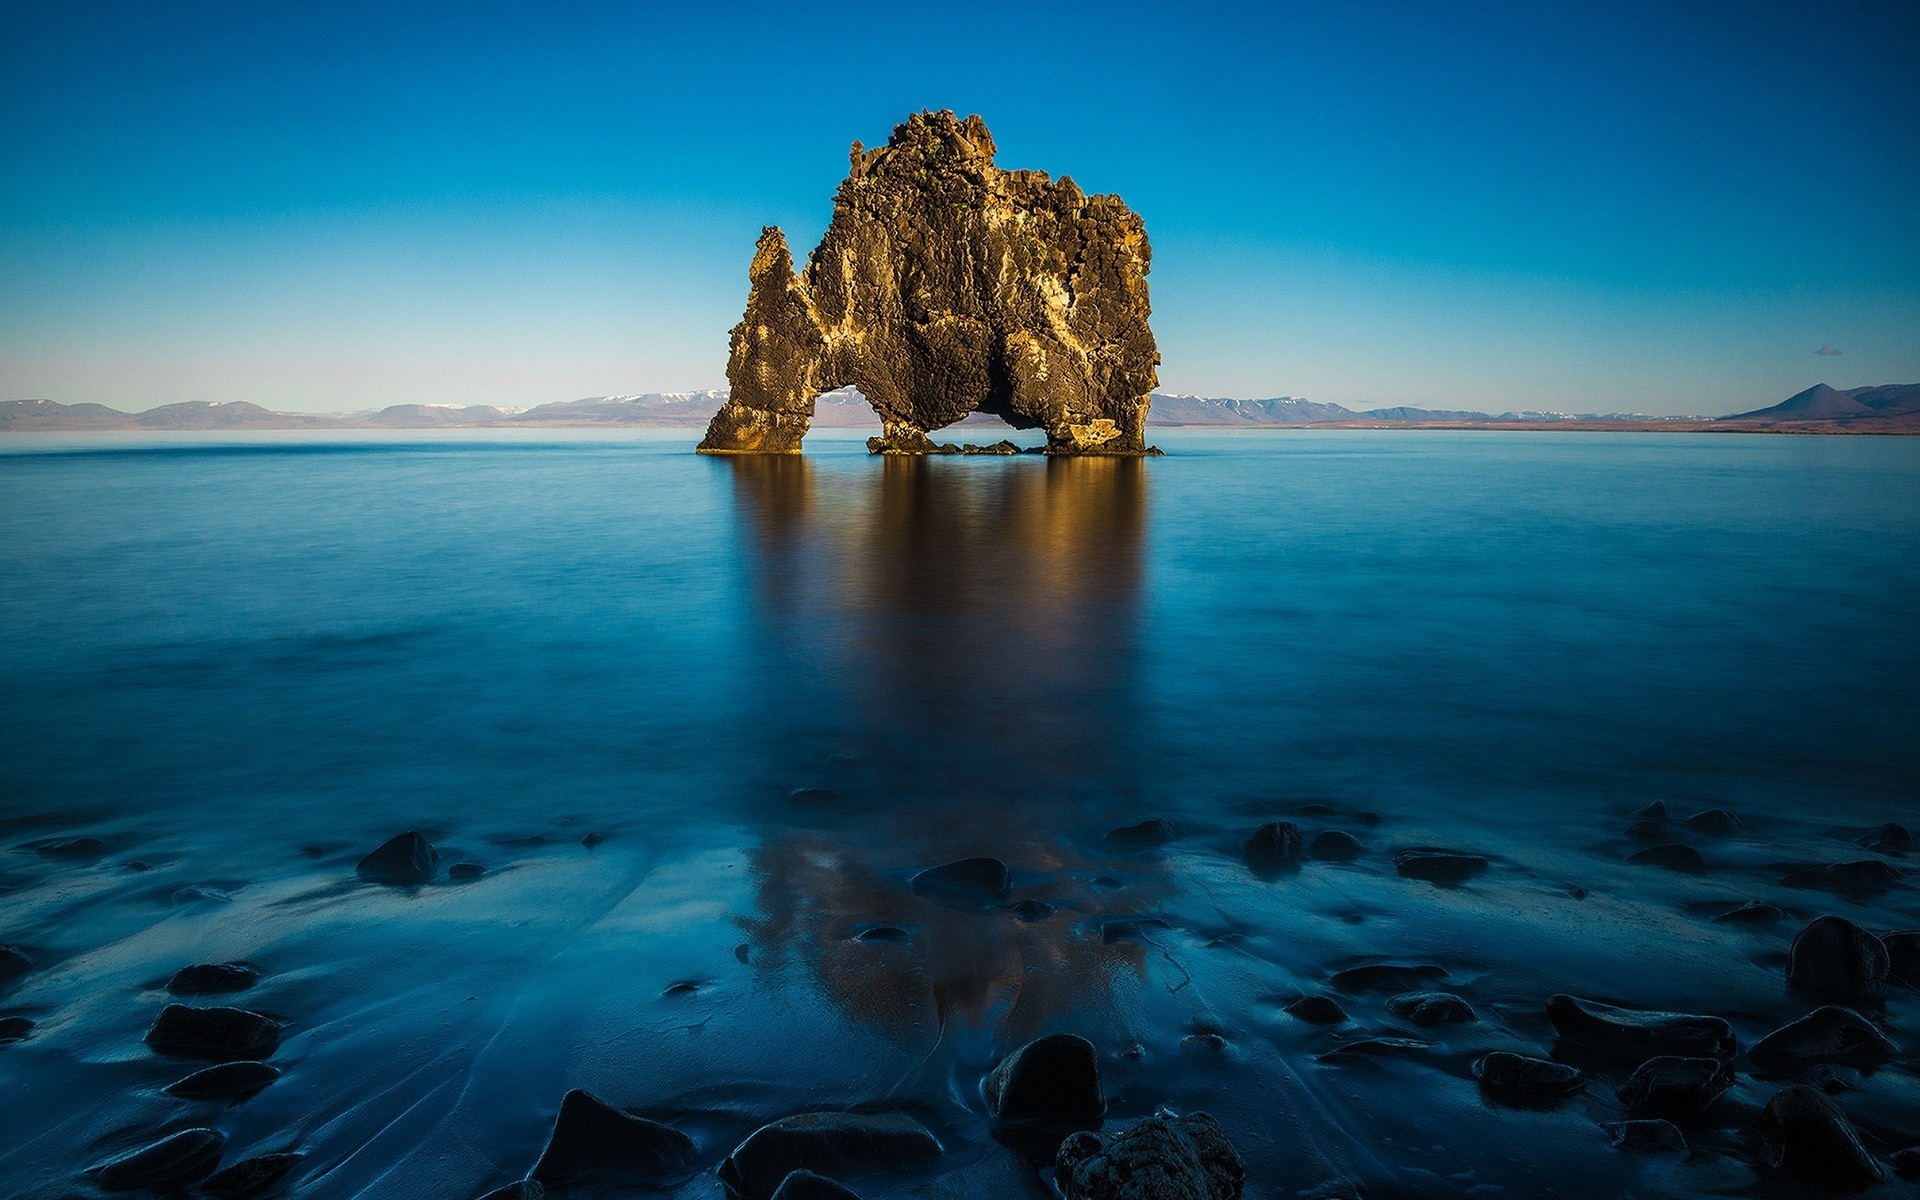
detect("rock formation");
top-left (698, 111), bottom-right (1159, 455)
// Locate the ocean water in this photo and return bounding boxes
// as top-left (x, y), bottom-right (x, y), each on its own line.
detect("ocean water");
top-left (0, 429), bottom-right (1916, 1198)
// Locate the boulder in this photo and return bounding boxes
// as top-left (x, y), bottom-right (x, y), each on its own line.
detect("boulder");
top-left (1545, 994), bottom-right (1734, 1059)
top-left (199, 1152), bottom-right (303, 1198)
top-left (1750, 1006), bottom-right (1896, 1071)
top-left (1787, 916), bottom-right (1889, 1000)
top-left (1754, 1085), bottom-right (1884, 1187)
top-left (1242, 822), bottom-right (1301, 871)
top-left (530, 1089), bottom-right (696, 1185)
top-left (1392, 848), bottom-right (1488, 884)
top-left (93, 1128), bottom-right (226, 1192)
top-left (984, 1033), bottom-right (1103, 1123)
top-left (164, 1060), bottom-right (282, 1100)
top-left (698, 112), bottom-right (1159, 457)
top-left (1616, 1056), bottom-right (1733, 1116)
top-left (144, 1004), bottom-right (282, 1061)
top-left (910, 857), bottom-right (1011, 899)
top-left (166, 962), bottom-right (259, 995)
top-left (1472, 1052), bottom-right (1583, 1103)
top-left (1385, 991), bottom-right (1477, 1027)
top-left (1308, 830), bottom-right (1363, 861)
top-left (1055, 1111), bottom-right (1244, 1200)
top-left (356, 831), bottom-right (438, 884)
top-left (719, 1112), bottom-right (942, 1200)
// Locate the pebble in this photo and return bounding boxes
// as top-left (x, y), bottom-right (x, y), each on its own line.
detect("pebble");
top-left (1545, 994), bottom-right (1734, 1059)
top-left (1754, 1084), bottom-right (1884, 1188)
top-left (719, 1111), bottom-right (942, 1200)
top-left (1242, 822), bottom-right (1301, 871)
top-left (1055, 1111), bottom-right (1244, 1200)
top-left (984, 1033), bottom-right (1103, 1122)
top-left (356, 831), bottom-right (439, 884)
top-left (1472, 1052), bottom-right (1583, 1103)
top-left (166, 962), bottom-right (259, 995)
top-left (449, 862), bottom-right (486, 881)
top-left (144, 1004), bottom-right (283, 1061)
top-left (93, 1127), bottom-right (227, 1192)
top-left (529, 1088), bottom-right (696, 1185)
top-left (1787, 916), bottom-right (1889, 1000)
top-left (165, 1060), bottom-right (282, 1100)
top-left (1603, 1120), bottom-right (1687, 1153)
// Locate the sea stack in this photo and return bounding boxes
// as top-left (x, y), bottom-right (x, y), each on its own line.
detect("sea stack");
top-left (698, 111), bottom-right (1159, 456)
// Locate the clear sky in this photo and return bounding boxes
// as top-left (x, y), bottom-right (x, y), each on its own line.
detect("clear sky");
top-left (2, 1), bottom-right (1915, 416)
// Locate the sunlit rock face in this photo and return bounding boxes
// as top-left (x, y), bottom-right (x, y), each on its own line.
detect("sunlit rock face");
top-left (698, 111), bottom-right (1159, 456)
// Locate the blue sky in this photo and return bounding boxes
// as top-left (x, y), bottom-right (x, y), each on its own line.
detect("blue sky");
top-left (2, 1), bottom-right (1915, 415)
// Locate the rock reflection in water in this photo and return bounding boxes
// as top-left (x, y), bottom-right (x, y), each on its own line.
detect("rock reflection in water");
top-left (724, 455), bottom-right (1174, 1057)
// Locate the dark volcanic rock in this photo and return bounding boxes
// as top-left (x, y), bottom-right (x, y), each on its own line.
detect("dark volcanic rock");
top-left (1473, 1052), bottom-right (1584, 1103)
top-left (1683, 809), bottom-right (1740, 836)
top-left (1242, 821), bottom-right (1301, 871)
top-left (1283, 996), bottom-right (1348, 1024)
top-left (1308, 830), bottom-right (1363, 860)
top-left (1107, 819), bottom-right (1180, 848)
top-left (1787, 916), bottom-right (1889, 1000)
top-left (1754, 1085), bottom-right (1884, 1187)
top-left (1604, 1120), bottom-right (1688, 1152)
top-left (531, 1089), bottom-right (696, 1185)
top-left (1751, 1006), bottom-right (1897, 1071)
top-left (356, 831), bottom-right (439, 884)
top-left (1859, 822), bottom-right (1913, 853)
top-left (984, 1033), bottom-right (1103, 1122)
top-left (1714, 900), bottom-right (1791, 925)
top-left (144, 1004), bottom-right (282, 1061)
top-left (1624, 820), bottom-right (1668, 843)
top-left (910, 857), bottom-right (1011, 899)
top-left (165, 1059), bottom-right (282, 1100)
top-left (1385, 991), bottom-right (1476, 1027)
top-left (1626, 842), bottom-right (1708, 873)
top-left (1055, 1111), bottom-right (1245, 1200)
top-left (720, 1111), bottom-right (942, 1200)
top-left (93, 1127), bottom-right (226, 1192)
top-left (772, 1172), bottom-right (864, 1200)
top-left (1617, 1056), bottom-right (1733, 1116)
top-left (698, 111), bottom-right (1158, 457)
top-left (166, 962), bottom-right (259, 995)
top-left (1781, 859), bottom-right (1903, 893)
top-left (200, 1152), bottom-right (303, 1198)
top-left (1331, 963), bottom-right (1448, 993)
top-left (1392, 848), bottom-right (1488, 884)
top-left (1545, 994), bottom-right (1734, 1059)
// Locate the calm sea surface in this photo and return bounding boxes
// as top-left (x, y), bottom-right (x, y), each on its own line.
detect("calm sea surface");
top-left (1, 429), bottom-right (1916, 1198)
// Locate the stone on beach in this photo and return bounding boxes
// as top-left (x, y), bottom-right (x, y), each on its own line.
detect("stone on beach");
top-left (1004, 899), bottom-right (1056, 921)
top-left (1331, 963), bottom-right (1448, 993)
top-left (1683, 809), bottom-right (1740, 836)
top-left (910, 857), bottom-right (1011, 899)
top-left (1603, 1120), bottom-right (1687, 1152)
top-left (36, 836), bottom-right (108, 859)
top-left (165, 1060), bottom-right (282, 1100)
top-left (1624, 820), bottom-right (1667, 843)
top-left (1616, 1056), bottom-right (1732, 1116)
top-left (1884, 929), bottom-right (1920, 984)
top-left (1283, 996), bottom-right (1348, 1024)
top-left (1308, 830), bottom-right (1363, 860)
top-left (1787, 916), bottom-right (1889, 1000)
top-left (1713, 900), bottom-right (1790, 925)
top-left (1545, 994), bottom-right (1734, 1059)
top-left (1633, 801), bottom-right (1670, 820)
top-left (145, 1004), bottom-right (282, 1061)
top-left (1626, 842), bottom-right (1707, 872)
top-left (1386, 991), bottom-right (1476, 1026)
top-left (449, 862), bottom-right (486, 881)
top-left (1858, 822), bottom-right (1913, 853)
top-left (719, 1111), bottom-right (942, 1200)
top-left (355, 831), bottom-right (439, 884)
top-left (93, 1127), bottom-right (227, 1192)
top-left (530, 1088), bottom-right (696, 1185)
top-left (1055, 1111), bottom-right (1245, 1200)
top-left (772, 1171), bottom-right (864, 1200)
top-left (1754, 1085), bottom-right (1884, 1188)
top-left (1750, 1006), bottom-right (1896, 1071)
top-left (199, 1152), bottom-right (303, 1198)
top-left (1242, 822), bottom-right (1301, 871)
top-left (984, 1033), bottom-right (1103, 1122)
top-left (0, 944), bottom-right (30, 987)
top-left (1781, 860), bottom-right (1903, 894)
top-left (0, 1015), bottom-right (34, 1043)
top-left (1392, 848), bottom-right (1488, 884)
top-left (1107, 819), bottom-right (1180, 848)
top-left (166, 962), bottom-right (259, 995)
top-left (1472, 1052), bottom-right (1583, 1103)
top-left (1318, 1037), bottom-right (1429, 1062)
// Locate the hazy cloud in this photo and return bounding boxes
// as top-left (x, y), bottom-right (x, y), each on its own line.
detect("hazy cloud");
top-left (1816, 344), bottom-right (1842, 356)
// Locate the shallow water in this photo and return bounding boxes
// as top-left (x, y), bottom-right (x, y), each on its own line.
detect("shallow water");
top-left (1, 429), bottom-right (1917, 1198)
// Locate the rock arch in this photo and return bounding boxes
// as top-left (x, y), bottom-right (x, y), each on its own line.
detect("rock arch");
top-left (697, 111), bottom-right (1159, 456)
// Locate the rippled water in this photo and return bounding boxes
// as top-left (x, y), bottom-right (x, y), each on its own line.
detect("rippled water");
top-left (1, 429), bottom-right (1916, 1198)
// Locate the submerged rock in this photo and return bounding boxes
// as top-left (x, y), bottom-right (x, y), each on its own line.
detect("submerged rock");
top-left (1242, 822), bottom-right (1301, 871)
top-left (199, 1152), bottom-right (303, 1198)
top-left (1894, 1146), bottom-right (1920, 1181)
top-left (0, 944), bottom-right (29, 987)
top-left (1754, 1085), bottom-right (1884, 1188)
top-left (1107, 819), bottom-right (1180, 848)
top-left (1392, 848), bottom-right (1488, 884)
top-left (144, 1004), bottom-right (282, 1061)
top-left (772, 1171), bottom-right (864, 1200)
top-left (1787, 916), bottom-right (1889, 1000)
top-left (1626, 843), bottom-right (1708, 873)
top-left (0, 1015), bottom-right (33, 1043)
top-left (1473, 1052), bottom-right (1583, 1103)
top-left (1713, 900), bottom-right (1791, 925)
top-left (1624, 820), bottom-right (1668, 843)
top-left (1003, 899), bottom-right (1056, 922)
top-left (355, 831), bottom-right (439, 884)
top-left (1859, 822), bottom-right (1913, 853)
top-left (910, 857), bottom-right (1011, 899)
top-left (1331, 963), bottom-right (1448, 993)
top-left (1545, 994), bottom-right (1734, 1059)
top-left (1884, 929), bottom-right (1920, 984)
top-left (1616, 1056), bottom-right (1733, 1116)
top-left (1603, 1120), bottom-right (1687, 1153)
top-left (1385, 991), bottom-right (1477, 1027)
top-left (166, 962), bottom-right (259, 995)
top-left (449, 862), bottom-right (486, 881)
top-left (1634, 801), bottom-right (1670, 820)
top-left (36, 836), bottom-right (108, 859)
top-left (1055, 1111), bottom-right (1244, 1200)
top-left (698, 111), bottom-right (1158, 457)
top-left (1317, 1037), bottom-right (1429, 1062)
top-left (1683, 809), bottom-right (1740, 836)
top-left (1308, 830), bottom-right (1363, 861)
top-left (984, 1033), bottom-right (1103, 1123)
top-left (720, 1111), bottom-right (942, 1200)
top-left (1283, 996), bottom-right (1348, 1025)
top-left (93, 1127), bottom-right (226, 1192)
top-left (165, 1060), bottom-right (282, 1100)
top-left (1750, 1006), bottom-right (1897, 1071)
top-left (530, 1089), bottom-right (696, 1185)
top-left (1781, 860), bottom-right (1903, 894)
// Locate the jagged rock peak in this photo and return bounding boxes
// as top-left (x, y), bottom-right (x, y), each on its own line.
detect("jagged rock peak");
top-left (699, 110), bottom-right (1160, 456)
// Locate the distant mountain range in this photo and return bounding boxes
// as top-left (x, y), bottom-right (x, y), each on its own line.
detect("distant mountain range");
top-left (4, 383), bottom-right (1916, 433)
